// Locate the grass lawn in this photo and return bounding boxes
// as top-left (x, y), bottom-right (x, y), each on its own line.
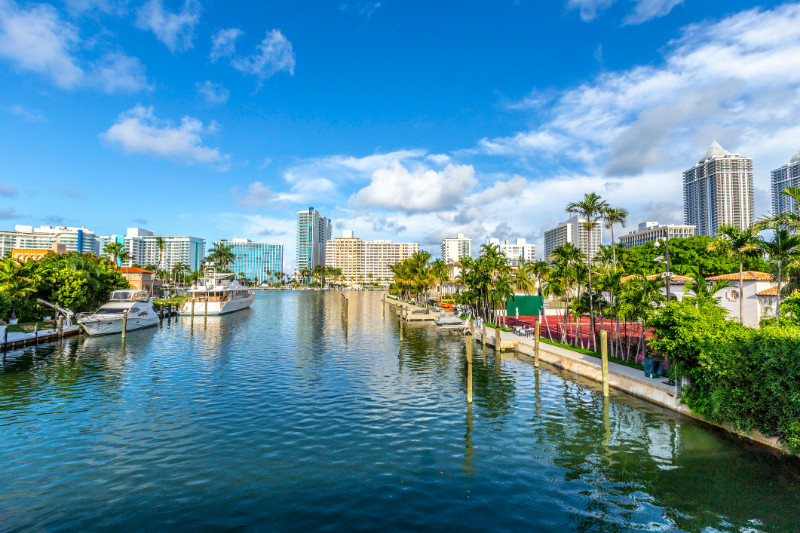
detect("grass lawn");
top-left (539, 337), bottom-right (643, 371)
top-left (5, 321), bottom-right (56, 333)
top-left (153, 296), bottom-right (184, 310)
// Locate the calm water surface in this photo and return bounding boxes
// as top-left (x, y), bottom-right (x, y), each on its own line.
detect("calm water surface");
top-left (1, 291), bottom-right (799, 532)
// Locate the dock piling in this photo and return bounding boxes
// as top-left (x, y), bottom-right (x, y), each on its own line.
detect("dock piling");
top-left (482, 322), bottom-right (486, 348)
top-left (34, 323), bottom-right (38, 345)
top-left (534, 321), bottom-right (540, 368)
top-left (496, 327), bottom-right (501, 351)
top-left (466, 337), bottom-right (473, 403)
top-left (57, 315), bottom-right (63, 338)
top-left (121, 310), bottom-right (128, 342)
top-left (601, 330), bottom-right (609, 397)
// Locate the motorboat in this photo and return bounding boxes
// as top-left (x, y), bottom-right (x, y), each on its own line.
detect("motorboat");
top-left (180, 267), bottom-right (255, 316)
top-left (79, 290), bottom-right (159, 336)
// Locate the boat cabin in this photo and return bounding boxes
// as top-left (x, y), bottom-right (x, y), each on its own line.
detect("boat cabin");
top-left (109, 290), bottom-right (150, 302)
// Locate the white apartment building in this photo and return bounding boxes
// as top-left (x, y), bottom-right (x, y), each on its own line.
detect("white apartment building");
top-left (543, 216), bottom-right (601, 260)
top-left (0, 224), bottom-right (100, 257)
top-left (618, 222), bottom-right (696, 249)
top-left (122, 227), bottom-right (205, 272)
top-left (486, 237), bottom-right (536, 265)
top-left (296, 207), bottom-right (332, 275)
top-left (684, 141), bottom-right (754, 237)
top-left (326, 230), bottom-right (419, 285)
top-left (441, 233), bottom-right (471, 262)
top-left (771, 149), bottom-right (800, 217)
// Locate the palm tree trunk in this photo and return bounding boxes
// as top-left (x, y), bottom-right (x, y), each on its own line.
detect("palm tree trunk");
top-left (611, 227), bottom-right (616, 272)
top-left (777, 261), bottom-right (783, 320)
top-left (738, 254), bottom-right (744, 323)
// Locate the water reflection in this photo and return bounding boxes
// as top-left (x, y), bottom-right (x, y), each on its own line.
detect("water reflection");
top-left (0, 291), bottom-right (798, 532)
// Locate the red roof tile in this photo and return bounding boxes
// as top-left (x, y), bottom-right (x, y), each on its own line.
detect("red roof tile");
top-left (706, 271), bottom-right (773, 282)
top-left (119, 267), bottom-right (154, 274)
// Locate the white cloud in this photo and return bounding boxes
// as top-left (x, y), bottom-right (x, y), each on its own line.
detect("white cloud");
top-left (100, 105), bottom-right (230, 168)
top-left (196, 80), bottom-right (229, 104)
top-left (351, 161), bottom-right (477, 213)
top-left (567, 0), bottom-right (615, 22)
top-left (624, 0), bottom-right (683, 25)
top-left (231, 29), bottom-right (295, 82)
top-left (64, 0), bottom-right (127, 17)
top-left (258, 157), bottom-right (271, 170)
top-left (135, 0), bottom-right (200, 53)
top-left (230, 181), bottom-right (280, 208)
top-left (481, 2), bottom-right (800, 193)
top-left (567, 0), bottom-right (682, 24)
top-left (90, 52), bottom-right (150, 93)
top-left (210, 27), bottom-right (242, 62)
top-left (0, 0), bottom-right (149, 92)
top-left (0, 182), bottom-right (17, 196)
top-left (9, 104), bottom-right (45, 122)
top-left (0, 0), bottom-right (83, 88)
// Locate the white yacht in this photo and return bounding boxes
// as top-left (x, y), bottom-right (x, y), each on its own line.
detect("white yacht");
top-left (180, 268), bottom-right (255, 316)
top-left (79, 290), bottom-right (159, 336)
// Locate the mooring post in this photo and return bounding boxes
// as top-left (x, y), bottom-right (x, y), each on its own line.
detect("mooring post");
top-left (34, 323), bottom-right (38, 345)
top-left (601, 329), bottom-right (609, 397)
top-left (57, 315), bottom-right (63, 338)
top-left (482, 322), bottom-right (486, 348)
top-left (399, 316), bottom-right (404, 341)
top-left (121, 310), bottom-right (128, 342)
top-left (496, 327), bottom-right (502, 351)
top-left (534, 320), bottom-right (540, 368)
top-left (190, 298), bottom-right (195, 325)
top-left (466, 337), bottom-right (473, 403)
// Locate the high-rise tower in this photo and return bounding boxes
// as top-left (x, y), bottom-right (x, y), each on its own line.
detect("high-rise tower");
top-left (683, 141), bottom-right (753, 236)
top-left (771, 150), bottom-right (800, 217)
top-left (296, 207), bottom-right (332, 274)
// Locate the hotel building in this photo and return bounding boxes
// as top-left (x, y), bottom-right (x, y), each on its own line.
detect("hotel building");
top-left (771, 150), bottom-right (800, 217)
top-left (296, 207), bottom-right (332, 275)
top-left (0, 224), bottom-right (100, 258)
top-left (618, 222), bottom-right (696, 249)
top-left (683, 141), bottom-right (754, 236)
top-left (441, 234), bottom-right (471, 262)
top-left (217, 237), bottom-right (284, 284)
top-left (326, 231), bottom-right (419, 285)
top-left (122, 228), bottom-right (205, 272)
top-left (543, 216), bottom-right (601, 260)
top-left (486, 237), bottom-right (536, 265)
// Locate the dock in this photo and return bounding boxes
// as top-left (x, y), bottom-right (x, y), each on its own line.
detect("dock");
top-left (1, 325), bottom-right (82, 351)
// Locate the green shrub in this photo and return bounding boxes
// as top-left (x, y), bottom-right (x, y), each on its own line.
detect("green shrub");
top-left (650, 299), bottom-right (800, 453)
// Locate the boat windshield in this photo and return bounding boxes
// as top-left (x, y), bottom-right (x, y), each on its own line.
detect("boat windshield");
top-left (110, 290), bottom-right (149, 302)
top-left (97, 308), bottom-right (126, 314)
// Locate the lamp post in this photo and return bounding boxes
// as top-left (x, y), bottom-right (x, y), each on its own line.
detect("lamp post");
top-left (654, 232), bottom-right (672, 300)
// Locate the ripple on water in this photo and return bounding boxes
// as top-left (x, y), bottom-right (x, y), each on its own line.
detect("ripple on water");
top-left (1, 291), bottom-right (799, 532)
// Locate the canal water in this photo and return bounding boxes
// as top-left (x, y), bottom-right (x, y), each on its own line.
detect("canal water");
top-left (1, 291), bottom-right (798, 531)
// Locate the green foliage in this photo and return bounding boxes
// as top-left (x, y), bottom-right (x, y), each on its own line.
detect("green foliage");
top-left (649, 299), bottom-right (800, 453)
top-left (620, 236), bottom-right (767, 277)
top-left (51, 268), bottom-right (89, 310)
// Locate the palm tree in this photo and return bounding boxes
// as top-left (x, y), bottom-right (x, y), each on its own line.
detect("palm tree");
top-left (566, 192), bottom-right (609, 349)
top-left (155, 236), bottom-right (166, 277)
top-left (682, 275), bottom-right (732, 307)
top-left (207, 242), bottom-right (235, 271)
top-left (529, 260), bottom-right (550, 297)
top-left (102, 241), bottom-right (129, 269)
top-left (513, 261), bottom-right (536, 295)
top-left (757, 227), bottom-right (800, 319)
top-left (776, 186), bottom-right (800, 229)
top-left (707, 224), bottom-right (759, 323)
top-left (429, 258), bottom-right (449, 296)
top-left (602, 206), bottom-right (629, 271)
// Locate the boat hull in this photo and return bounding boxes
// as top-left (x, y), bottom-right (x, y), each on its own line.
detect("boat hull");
top-left (79, 316), bottom-right (160, 336)
top-left (179, 293), bottom-right (255, 316)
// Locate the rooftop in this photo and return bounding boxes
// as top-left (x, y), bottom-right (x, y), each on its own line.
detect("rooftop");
top-left (119, 267), bottom-right (154, 274)
top-left (706, 271), bottom-right (773, 282)
top-left (700, 140), bottom-right (730, 162)
top-left (620, 274), bottom-right (694, 283)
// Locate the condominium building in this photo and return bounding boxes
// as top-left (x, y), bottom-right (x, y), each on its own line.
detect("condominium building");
top-left (684, 141), bottom-right (754, 236)
top-left (543, 216), bottom-right (601, 260)
top-left (326, 230), bottom-right (419, 285)
top-left (618, 222), bottom-right (696, 249)
top-left (441, 233), bottom-right (471, 262)
top-left (0, 224), bottom-right (100, 258)
top-left (122, 227), bottom-right (205, 272)
top-left (486, 237), bottom-right (536, 265)
top-left (216, 238), bottom-right (284, 284)
top-left (296, 207), bottom-right (332, 275)
top-left (771, 150), bottom-right (800, 217)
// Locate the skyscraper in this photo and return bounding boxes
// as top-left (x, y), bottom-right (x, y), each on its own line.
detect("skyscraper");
top-left (441, 233), bottom-right (471, 263)
top-left (771, 150), bottom-right (800, 217)
top-left (543, 216), bottom-right (601, 260)
top-left (683, 141), bottom-right (753, 236)
top-left (296, 207), bottom-right (332, 274)
top-left (326, 230), bottom-right (419, 286)
top-left (486, 237), bottom-right (536, 265)
top-left (216, 238), bottom-right (284, 284)
top-left (121, 228), bottom-right (205, 272)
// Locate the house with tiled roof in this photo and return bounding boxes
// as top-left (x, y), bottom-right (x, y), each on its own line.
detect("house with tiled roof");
top-left (616, 273), bottom-right (695, 302)
top-left (706, 271), bottom-right (775, 327)
top-left (119, 266), bottom-right (159, 294)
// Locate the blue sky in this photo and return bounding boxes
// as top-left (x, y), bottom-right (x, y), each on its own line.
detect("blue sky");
top-left (1, 0), bottom-right (799, 270)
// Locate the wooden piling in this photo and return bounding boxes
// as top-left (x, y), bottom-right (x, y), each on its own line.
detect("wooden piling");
top-left (496, 327), bottom-right (501, 351)
top-left (601, 329), bottom-right (609, 397)
top-left (534, 321), bottom-right (540, 368)
top-left (466, 338), bottom-right (473, 403)
top-left (57, 315), bottom-right (63, 338)
top-left (190, 299), bottom-right (195, 324)
top-left (482, 322), bottom-right (486, 348)
top-left (34, 323), bottom-right (38, 345)
top-left (121, 310), bottom-right (128, 341)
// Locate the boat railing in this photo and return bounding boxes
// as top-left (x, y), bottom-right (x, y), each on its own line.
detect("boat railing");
top-left (186, 295), bottom-right (229, 303)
